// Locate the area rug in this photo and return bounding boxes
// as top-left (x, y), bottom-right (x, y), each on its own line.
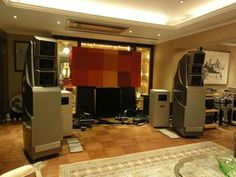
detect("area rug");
top-left (60, 141), bottom-right (234, 177)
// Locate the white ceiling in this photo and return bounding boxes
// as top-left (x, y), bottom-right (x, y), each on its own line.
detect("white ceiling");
top-left (1, 0), bottom-right (236, 44)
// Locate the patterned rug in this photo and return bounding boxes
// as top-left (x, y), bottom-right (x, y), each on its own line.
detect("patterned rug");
top-left (60, 141), bottom-right (234, 177)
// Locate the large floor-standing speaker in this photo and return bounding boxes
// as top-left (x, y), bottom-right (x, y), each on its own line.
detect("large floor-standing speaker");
top-left (142, 95), bottom-right (149, 115)
top-left (173, 50), bottom-right (205, 137)
top-left (76, 86), bottom-right (95, 115)
top-left (120, 87), bottom-right (136, 113)
top-left (22, 36), bottom-right (62, 160)
top-left (96, 87), bottom-right (121, 117)
top-left (33, 36), bottom-right (57, 86)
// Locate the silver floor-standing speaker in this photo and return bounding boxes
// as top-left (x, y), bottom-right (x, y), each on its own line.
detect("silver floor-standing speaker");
top-left (172, 49), bottom-right (206, 137)
top-left (22, 36), bottom-right (62, 160)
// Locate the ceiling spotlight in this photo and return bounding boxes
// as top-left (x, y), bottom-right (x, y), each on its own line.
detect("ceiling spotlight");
top-left (179, 0), bottom-right (184, 3)
top-left (157, 33), bottom-right (161, 37)
top-left (57, 21), bottom-right (61, 24)
top-left (128, 30), bottom-right (133, 33)
top-left (13, 15), bottom-right (17, 19)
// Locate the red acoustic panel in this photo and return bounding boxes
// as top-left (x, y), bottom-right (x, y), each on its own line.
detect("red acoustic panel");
top-left (88, 70), bottom-right (103, 86)
top-left (71, 47), bottom-right (141, 87)
top-left (131, 71), bottom-right (141, 86)
top-left (118, 57), bottom-right (132, 72)
top-left (118, 72), bottom-right (131, 87)
top-left (103, 71), bottom-right (117, 86)
top-left (71, 69), bottom-right (88, 86)
top-left (132, 52), bottom-right (141, 71)
top-left (103, 52), bottom-right (118, 70)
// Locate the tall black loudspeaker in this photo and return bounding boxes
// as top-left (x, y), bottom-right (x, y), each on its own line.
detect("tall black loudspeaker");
top-left (96, 88), bottom-right (121, 117)
top-left (142, 95), bottom-right (149, 115)
top-left (33, 36), bottom-right (57, 87)
top-left (76, 86), bottom-right (95, 115)
top-left (120, 87), bottom-right (136, 112)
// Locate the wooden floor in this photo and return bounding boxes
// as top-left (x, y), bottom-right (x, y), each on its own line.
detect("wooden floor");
top-left (0, 121), bottom-right (235, 176)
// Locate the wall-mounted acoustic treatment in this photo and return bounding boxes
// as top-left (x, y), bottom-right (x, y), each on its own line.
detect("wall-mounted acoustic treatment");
top-left (71, 47), bottom-right (141, 87)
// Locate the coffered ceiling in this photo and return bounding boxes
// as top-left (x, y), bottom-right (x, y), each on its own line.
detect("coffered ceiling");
top-left (1, 0), bottom-right (236, 44)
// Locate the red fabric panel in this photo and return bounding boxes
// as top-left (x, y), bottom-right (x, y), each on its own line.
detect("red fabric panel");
top-left (103, 71), bottom-right (117, 86)
top-left (72, 47), bottom-right (89, 69)
top-left (88, 70), bottom-right (103, 86)
top-left (87, 53), bottom-right (103, 70)
top-left (71, 47), bottom-right (141, 87)
top-left (71, 69), bottom-right (88, 86)
top-left (131, 71), bottom-right (141, 87)
top-left (132, 52), bottom-right (141, 71)
top-left (103, 51), bottom-right (118, 70)
top-left (118, 51), bottom-right (133, 72)
top-left (118, 72), bottom-right (131, 87)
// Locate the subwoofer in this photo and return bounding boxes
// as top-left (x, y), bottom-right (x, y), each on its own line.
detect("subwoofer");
top-left (76, 86), bottom-right (95, 115)
top-left (96, 87), bottom-right (121, 117)
top-left (120, 87), bottom-right (136, 113)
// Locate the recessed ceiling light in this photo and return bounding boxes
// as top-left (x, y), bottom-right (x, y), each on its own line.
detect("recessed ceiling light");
top-left (179, 0), bottom-right (185, 3)
top-left (13, 15), bottom-right (17, 19)
top-left (128, 30), bottom-right (133, 33)
top-left (157, 33), bottom-right (161, 37)
top-left (57, 21), bottom-right (61, 24)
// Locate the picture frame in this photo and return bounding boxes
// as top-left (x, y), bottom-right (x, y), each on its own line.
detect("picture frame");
top-left (203, 50), bottom-right (230, 85)
top-left (14, 41), bottom-right (29, 72)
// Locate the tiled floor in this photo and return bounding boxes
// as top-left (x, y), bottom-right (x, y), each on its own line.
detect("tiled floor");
top-left (0, 121), bottom-right (235, 176)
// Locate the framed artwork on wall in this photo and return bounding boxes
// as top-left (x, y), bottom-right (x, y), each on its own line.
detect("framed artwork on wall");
top-left (203, 50), bottom-right (230, 85)
top-left (14, 41), bottom-right (29, 72)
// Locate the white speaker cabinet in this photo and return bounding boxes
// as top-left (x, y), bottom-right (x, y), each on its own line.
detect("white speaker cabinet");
top-left (61, 90), bottom-right (73, 137)
top-left (149, 89), bottom-right (170, 127)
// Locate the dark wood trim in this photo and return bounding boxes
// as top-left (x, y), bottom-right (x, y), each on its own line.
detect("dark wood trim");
top-left (0, 30), bottom-right (8, 122)
top-left (149, 46), bottom-right (154, 92)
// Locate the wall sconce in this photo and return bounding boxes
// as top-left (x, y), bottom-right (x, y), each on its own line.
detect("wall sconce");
top-left (63, 47), bottom-right (70, 55)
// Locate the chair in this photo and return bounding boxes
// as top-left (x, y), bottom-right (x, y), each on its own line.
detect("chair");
top-left (0, 161), bottom-right (46, 177)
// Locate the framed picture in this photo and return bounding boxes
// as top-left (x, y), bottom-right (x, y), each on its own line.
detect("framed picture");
top-left (203, 50), bottom-right (230, 85)
top-left (14, 41), bottom-right (29, 72)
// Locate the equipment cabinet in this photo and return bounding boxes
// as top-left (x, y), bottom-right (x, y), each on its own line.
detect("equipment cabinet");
top-left (204, 93), bottom-right (219, 129)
